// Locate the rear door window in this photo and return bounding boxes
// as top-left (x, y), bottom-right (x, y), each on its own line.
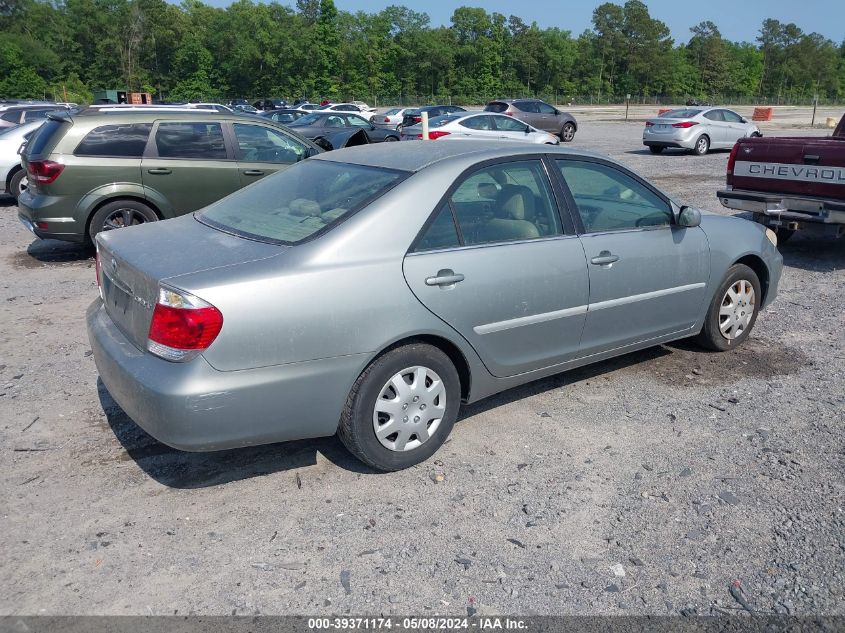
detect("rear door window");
top-left (460, 116), bottom-right (494, 130)
top-left (484, 102), bottom-right (508, 113)
top-left (154, 122), bottom-right (227, 159)
top-left (75, 123), bottom-right (153, 157)
top-left (703, 110), bottom-right (724, 121)
top-left (514, 101), bottom-right (539, 113)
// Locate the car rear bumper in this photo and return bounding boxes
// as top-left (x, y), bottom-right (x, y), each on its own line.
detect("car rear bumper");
top-left (717, 188), bottom-right (845, 225)
top-left (87, 299), bottom-right (368, 452)
top-left (17, 190), bottom-right (86, 242)
top-left (643, 128), bottom-right (698, 149)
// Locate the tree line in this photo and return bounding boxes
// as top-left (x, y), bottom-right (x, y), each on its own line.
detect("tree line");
top-left (1, 0), bottom-right (843, 105)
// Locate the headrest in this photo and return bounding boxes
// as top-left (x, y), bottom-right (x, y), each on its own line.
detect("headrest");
top-left (289, 198), bottom-right (321, 217)
top-left (498, 185), bottom-right (534, 221)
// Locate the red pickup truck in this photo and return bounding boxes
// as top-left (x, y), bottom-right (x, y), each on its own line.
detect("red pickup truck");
top-left (717, 114), bottom-right (845, 241)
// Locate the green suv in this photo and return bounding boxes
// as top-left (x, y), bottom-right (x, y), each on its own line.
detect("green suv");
top-left (17, 109), bottom-right (320, 243)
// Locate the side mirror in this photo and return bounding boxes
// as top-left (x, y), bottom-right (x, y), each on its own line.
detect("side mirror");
top-left (740, 117), bottom-right (748, 124)
top-left (524, 127), bottom-right (530, 134)
top-left (678, 206), bottom-right (701, 228)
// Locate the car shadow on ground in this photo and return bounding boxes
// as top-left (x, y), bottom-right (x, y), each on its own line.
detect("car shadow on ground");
top-left (98, 379), bottom-right (379, 489)
top-left (99, 346), bottom-right (674, 489)
top-left (1, 196), bottom-right (16, 208)
top-left (778, 236), bottom-right (845, 273)
top-left (624, 148), bottom-right (731, 156)
top-left (24, 239), bottom-right (93, 264)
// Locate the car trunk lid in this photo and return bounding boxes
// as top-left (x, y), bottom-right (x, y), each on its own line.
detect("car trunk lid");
top-left (96, 214), bottom-right (284, 351)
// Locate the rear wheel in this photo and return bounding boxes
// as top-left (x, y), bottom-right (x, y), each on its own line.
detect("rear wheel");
top-left (383, 135), bottom-right (399, 142)
top-left (648, 146), bottom-right (664, 154)
top-left (692, 135), bottom-right (710, 156)
top-left (89, 199), bottom-right (158, 243)
top-left (694, 264), bottom-right (761, 351)
top-left (560, 122), bottom-right (576, 142)
top-left (8, 168), bottom-right (27, 201)
top-left (338, 343), bottom-right (460, 471)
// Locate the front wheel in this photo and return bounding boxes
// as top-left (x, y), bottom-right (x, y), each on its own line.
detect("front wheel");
top-left (560, 122), bottom-right (576, 142)
top-left (692, 135), bottom-right (710, 156)
top-left (88, 199), bottom-right (158, 243)
top-left (338, 343), bottom-right (460, 471)
top-left (694, 264), bottom-right (761, 351)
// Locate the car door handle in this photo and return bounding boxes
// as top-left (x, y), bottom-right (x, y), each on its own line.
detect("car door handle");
top-left (242, 169), bottom-right (265, 176)
top-left (146, 168), bottom-right (172, 175)
top-left (425, 270), bottom-right (465, 287)
top-left (590, 251), bottom-right (620, 266)
top-left (803, 154), bottom-right (820, 164)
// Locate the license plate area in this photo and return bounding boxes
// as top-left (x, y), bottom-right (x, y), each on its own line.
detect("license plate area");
top-left (102, 271), bottom-right (131, 316)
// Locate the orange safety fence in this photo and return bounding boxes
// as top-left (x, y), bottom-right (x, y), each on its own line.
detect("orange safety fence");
top-left (752, 107), bottom-right (773, 121)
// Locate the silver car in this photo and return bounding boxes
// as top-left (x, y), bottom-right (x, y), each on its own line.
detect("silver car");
top-left (88, 142), bottom-right (782, 471)
top-left (400, 112), bottom-right (560, 144)
top-left (643, 107), bottom-right (761, 155)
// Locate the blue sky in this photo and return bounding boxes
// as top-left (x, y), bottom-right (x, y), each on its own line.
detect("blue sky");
top-left (197, 0), bottom-right (844, 44)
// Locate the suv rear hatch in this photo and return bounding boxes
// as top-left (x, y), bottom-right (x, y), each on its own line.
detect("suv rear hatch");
top-left (20, 114), bottom-right (72, 196)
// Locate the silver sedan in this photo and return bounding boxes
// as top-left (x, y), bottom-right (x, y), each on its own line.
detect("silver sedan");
top-left (401, 112), bottom-right (560, 144)
top-left (643, 107), bottom-right (760, 155)
top-left (88, 142), bottom-right (782, 471)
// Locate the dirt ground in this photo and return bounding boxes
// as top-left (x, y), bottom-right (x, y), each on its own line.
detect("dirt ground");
top-left (1, 116), bottom-right (843, 617)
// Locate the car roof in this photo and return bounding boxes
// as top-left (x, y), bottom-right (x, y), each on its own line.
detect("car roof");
top-left (311, 140), bottom-right (604, 173)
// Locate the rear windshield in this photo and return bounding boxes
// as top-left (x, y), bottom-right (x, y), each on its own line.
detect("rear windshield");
top-left (660, 109), bottom-right (701, 118)
top-left (484, 102), bottom-right (508, 113)
top-left (430, 114), bottom-right (462, 127)
top-left (24, 119), bottom-right (65, 157)
top-left (384, 108), bottom-right (401, 116)
top-left (198, 160), bottom-right (407, 244)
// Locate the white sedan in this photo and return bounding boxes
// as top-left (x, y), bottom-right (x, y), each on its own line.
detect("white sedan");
top-left (379, 107), bottom-right (413, 130)
top-left (400, 112), bottom-right (560, 144)
top-left (1, 119), bottom-right (42, 201)
top-left (318, 103), bottom-right (377, 122)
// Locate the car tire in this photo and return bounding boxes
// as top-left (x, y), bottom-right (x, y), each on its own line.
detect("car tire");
top-left (338, 343), bottom-right (461, 472)
top-left (560, 122), bottom-right (576, 142)
top-left (694, 263), bottom-right (761, 352)
top-left (648, 146), bottom-right (664, 154)
top-left (383, 135), bottom-right (399, 142)
top-left (8, 168), bottom-right (27, 201)
top-left (692, 135), bottom-right (710, 156)
top-left (89, 199), bottom-right (159, 243)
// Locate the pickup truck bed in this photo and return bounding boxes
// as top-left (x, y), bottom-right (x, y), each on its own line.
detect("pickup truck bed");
top-left (718, 114), bottom-right (845, 240)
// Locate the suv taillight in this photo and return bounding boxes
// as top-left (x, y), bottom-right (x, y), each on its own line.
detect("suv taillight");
top-left (26, 160), bottom-right (65, 184)
top-left (147, 287), bottom-right (223, 362)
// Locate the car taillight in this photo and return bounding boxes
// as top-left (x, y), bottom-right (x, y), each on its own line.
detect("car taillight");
top-left (504, 111), bottom-right (513, 116)
top-left (26, 160), bottom-right (65, 184)
top-left (147, 287), bottom-right (223, 362)
top-left (384, 117), bottom-right (390, 122)
top-left (645, 121), bottom-right (654, 127)
top-left (727, 142), bottom-right (739, 179)
top-left (412, 115), bottom-right (422, 123)
top-left (416, 131), bottom-right (451, 139)
top-left (672, 121), bottom-right (698, 128)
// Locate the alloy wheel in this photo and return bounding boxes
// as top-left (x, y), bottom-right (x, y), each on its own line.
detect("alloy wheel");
top-left (103, 208), bottom-right (151, 231)
top-left (372, 365), bottom-right (446, 452)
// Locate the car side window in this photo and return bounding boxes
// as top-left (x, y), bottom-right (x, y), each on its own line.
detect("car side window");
top-left (460, 116), bottom-right (493, 131)
top-left (493, 117), bottom-right (530, 133)
top-left (722, 110), bottom-right (743, 123)
top-left (449, 161), bottom-right (562, 245)
top-left (155, 122), bottom-right (227, 159)
top-left (514, 101), bottom-right (538, 113)
top-left (413, 203), bottom-right (461, 252)
top-left (326, 115), bottom-right (346, 127)
top-left (346, 116), bottom-right (371, 128)
top-left (75, 123), bottom-right (153, 157)
top-left (703, 110), bottom-right (724, 121)
top-left (233, 123), bottom-right (308, 163)
top-left (557, 160), bottom-right (673, 233)
top-left (536, 102), bottom-right (557, 114)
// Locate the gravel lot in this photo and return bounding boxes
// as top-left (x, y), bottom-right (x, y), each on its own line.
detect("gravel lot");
top-left (1, 116), bottom-right (843, 617)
